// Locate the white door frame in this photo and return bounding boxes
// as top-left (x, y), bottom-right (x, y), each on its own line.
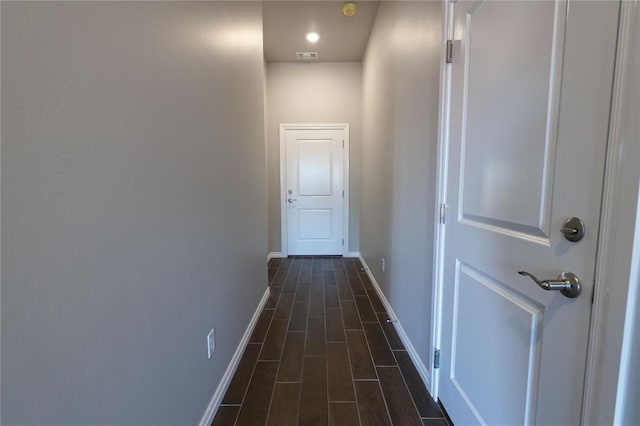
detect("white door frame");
top-left (279, 123), bottom-right (350, 257)
top-left (430, 1), bottom-right (638, 424)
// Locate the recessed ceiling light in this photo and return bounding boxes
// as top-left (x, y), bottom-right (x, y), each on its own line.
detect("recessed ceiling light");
top-left (306, 32), bottom-right (320, 43)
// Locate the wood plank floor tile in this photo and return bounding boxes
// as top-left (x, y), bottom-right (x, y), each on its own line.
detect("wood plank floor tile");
top-left (271, 270), bottom-right (287, 287)
top-left (354, 381), bottom-right (391, 426)
top-left (265, 286), bottom-right (283, 309)
top-left (355, 295), bottom-right (377, 323)
top-left (367, 289), bottom-right (386, 313)
top-left (260, 319), bottom-right (288, 360)
top-left (312, 272), bottom-right (324, 283)
top-left (323, 257), bottom-right (335, 271)
top-left (312, 259), bottom-right (323, 274)
top-left (345, 330), bottom-right (376, 379)
top-left (269, 258), bottom-right (283, 269)
top-left (305, 317), bottom-right (326, 356)
top-left (377, 366), bottom-right (423, 426)
top-left (309, 281), bottom-right (325, 317)
top-left (395, 350), bottom-right (443, 417)
top-left (349, 276), bottom-right (366, 296)
top-left (289, 302), bottom-right (308, 332)
top-left (324, 270), bottom-right (337, 286)
top-left (377, 313), bottom-right (405, 350)
top-left (359, 273), bottom-right (374, 291)
top-left (326, 307), bottom-right (346, 342)
top-left (266, 383), bottom-right (301, 426)
top-left (268, 268), bottom-right (277, 284)
top-left (295, 283), bottom-right (310, 302)
top-left (299, 356), bottom-right (328, 426)
top-left (222, 344), bottom-right (262, 404)
top-left (422, 418), bottom-right (448, 426)
top-left (337, 281), bottom-right (355, 301)
top-left (283, 275), bottom-right (299, 293)
top-left (363, 322), bottom-right (396, 366)
top-left (341, 301), bottom-right (362, 330)
top-left (274, 292), bottom-right (295, 320)
top-left (325, 285), bottom-right (340, 308)
top-left (329, 402), bottom-right (359, 426)
top-left (346, 264), bottom-right (359, 278)
top-left (300, 260), bottom-right (313, 282)
top-left (235, 361), bottom-right (278, 426)
top-left (278, 332), bottom-right (306, 382)
top-left (334, 264), bottom-right (347, 281)
top-left (212, 405), bottom-right (240, 426)
top-left (327, 343), bottom-right (355, 402)
top-left (249, 309), bottom-right (274, 344)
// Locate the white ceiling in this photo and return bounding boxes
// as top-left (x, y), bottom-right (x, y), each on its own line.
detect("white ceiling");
top-left (263, 1), bottom-right (380, 63)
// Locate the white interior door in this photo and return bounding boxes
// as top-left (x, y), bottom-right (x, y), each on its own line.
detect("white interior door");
top-left (284, 127), bottom-right (345, 255)
top-left (438, 1), bottom-right (618, 425)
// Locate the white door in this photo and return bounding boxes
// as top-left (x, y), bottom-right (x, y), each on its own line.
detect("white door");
top-left (438, 1), bottom-right (618, 425)
top-left (283, 127), bottom-right (346, 255)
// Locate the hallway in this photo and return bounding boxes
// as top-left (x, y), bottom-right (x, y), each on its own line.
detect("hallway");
top-left (213, 257), bottom-right (448, 425)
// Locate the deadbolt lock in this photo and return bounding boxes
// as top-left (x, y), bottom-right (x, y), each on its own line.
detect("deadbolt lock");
top-left (560, 217), bottom-right (585, 242)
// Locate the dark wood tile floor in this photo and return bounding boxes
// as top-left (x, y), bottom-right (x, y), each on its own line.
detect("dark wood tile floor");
top-left (213, 256), bottom-right (449, 426)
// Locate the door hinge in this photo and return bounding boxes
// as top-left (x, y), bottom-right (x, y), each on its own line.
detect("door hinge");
top-left (342, 190), bottom-right (345, 198)
top-left (439, 203), bottom-right (447, 224)
top-left (342, 140), bottom-right (345, 148)
top-left (342, 238), bottom-right (344, 246)
top-left (446, 40), bottom-right (453, 64)
top-left (434, 349), bottom-right (440, 369)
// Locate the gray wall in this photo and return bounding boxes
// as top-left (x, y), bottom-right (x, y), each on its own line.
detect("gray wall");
top-left (1, 2), bottom-right (267, 424)
top-left (266, 62), bottom-right (362, 253)
top-left (360, 1), bottom-right (441, 365)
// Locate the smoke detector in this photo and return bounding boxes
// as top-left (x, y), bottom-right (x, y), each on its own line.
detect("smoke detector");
top-left (343, 2), bottom-right (358, 17)
top-left (296, 52), bottom-right (318, 61)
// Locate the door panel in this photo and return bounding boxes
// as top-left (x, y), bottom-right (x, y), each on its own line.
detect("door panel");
top-left (285, 128), bottom-right (344, 255)
top-left (460, 1), bottom-right (564, 240)
top-left (439, 1), bottom-right (618, 425)
top-left (451, 262), bottom-right (543, 425)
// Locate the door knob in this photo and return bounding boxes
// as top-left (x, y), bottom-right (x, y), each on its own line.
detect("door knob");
top-left (518, 270), bottom-right (582, 298)
top-left (287, 198), bottom-right (297, 203)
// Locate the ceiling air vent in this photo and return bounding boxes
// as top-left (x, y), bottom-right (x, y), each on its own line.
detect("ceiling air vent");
top-left (296, 51), bottom-right (318, 61)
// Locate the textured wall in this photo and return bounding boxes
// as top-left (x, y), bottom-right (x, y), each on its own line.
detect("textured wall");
top-left (360, 1), bottom-right (441, 365)
top-left (1, 2), bottom-right (267, 423)
top-left (266, 62), bottom-right (362, 253)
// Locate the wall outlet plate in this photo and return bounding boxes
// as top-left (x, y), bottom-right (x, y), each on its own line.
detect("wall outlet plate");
top-left (207, 328), bottom-right (215, 359)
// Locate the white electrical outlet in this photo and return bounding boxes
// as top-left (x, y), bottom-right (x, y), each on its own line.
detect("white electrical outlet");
top-left (207, 328), bottom-right (215, 359)
top-left (381, 257), bottom-right (386, 273)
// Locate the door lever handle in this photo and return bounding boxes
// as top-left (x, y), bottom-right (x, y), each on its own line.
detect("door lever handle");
top-left (287, 198), bottom-right (297, 203)
top-left (518, 270), bottom-right (581, 298)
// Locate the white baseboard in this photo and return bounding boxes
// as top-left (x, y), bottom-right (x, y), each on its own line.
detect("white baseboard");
top-left (199, 288), bottom-right (271, 426)
top-left (357, 254), bottom-right (431, 390)
top-left (345, 251), bottom-right (361, 258)
top-left (267, 252), bottom-right (285, 261)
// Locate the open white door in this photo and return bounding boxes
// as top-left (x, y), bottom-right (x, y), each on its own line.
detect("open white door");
top-left (438, 1), bottom-right (618, 425)
top-left (281, 125), bottom-right (348, 256)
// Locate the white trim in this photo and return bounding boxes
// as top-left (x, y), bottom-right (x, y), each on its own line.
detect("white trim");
top-left (267, 252), bottom-right (285, 262)
top-left (345, 251), bottom-right (361, 258)
top-left (358, 254), bottom-right (431, 390)
top-left (430, 0), bottom-right (455, 399)
top-left (279, 123), bottom-right (350, 257)
top-left (582, 2), bottom-right (640, 424)
top-left (199, 288), bottom-right (271, 426)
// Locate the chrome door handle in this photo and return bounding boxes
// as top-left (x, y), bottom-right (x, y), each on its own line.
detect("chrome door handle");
top-left (287, 198), bottom-right (297, 203)
top-left (518, 270), bottom-right (582, 298)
